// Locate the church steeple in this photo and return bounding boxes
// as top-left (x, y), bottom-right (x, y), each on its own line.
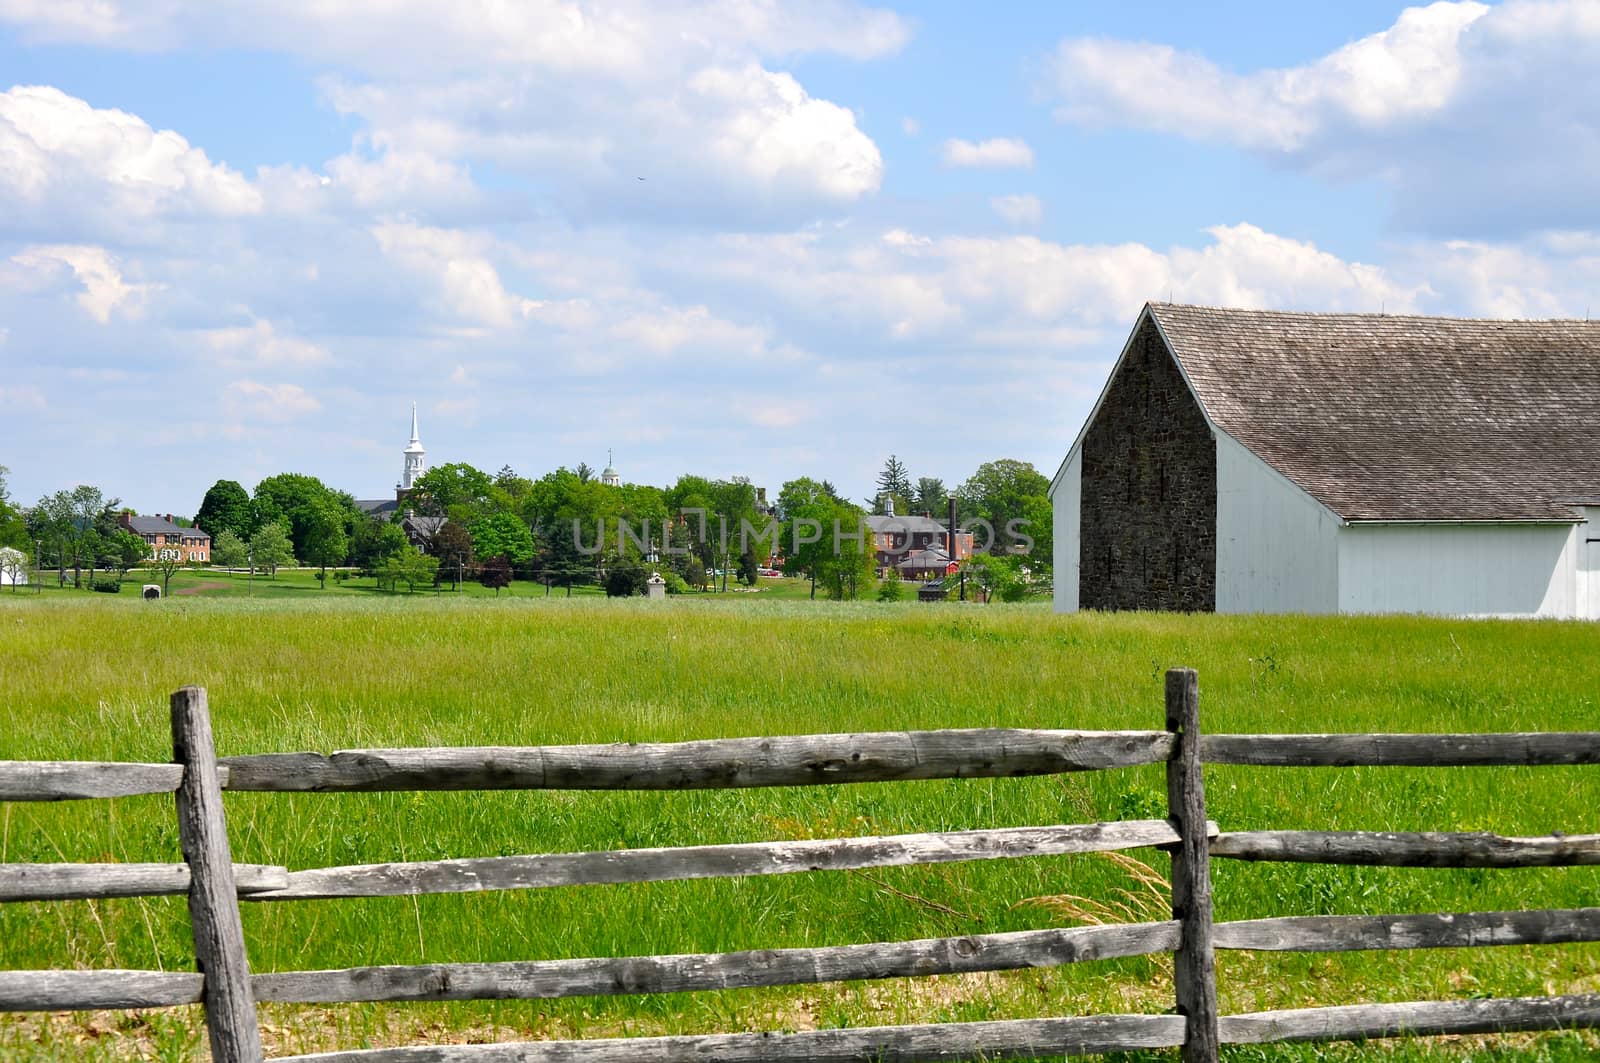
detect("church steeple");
top-left (400, 403), bottom-right (426, 495)
top-left (600, 448), bottom-right (621, 487)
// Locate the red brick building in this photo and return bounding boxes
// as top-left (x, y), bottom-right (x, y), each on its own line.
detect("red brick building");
top-left (120, 512), bottom-right (211, 563)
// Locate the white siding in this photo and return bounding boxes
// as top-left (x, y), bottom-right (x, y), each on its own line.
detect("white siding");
top-left (1337, 522), bottom-right (1579, 618)
top-left (1214, 434), bottom-right (1340, 614)
top-left (1051, 449), bottom-right (1081, 612)
top-left (1582, 508), bottom-right (1600, 621)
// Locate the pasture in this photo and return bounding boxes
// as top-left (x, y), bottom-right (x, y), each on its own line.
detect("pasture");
top-left (1, 594), bottom-right (1598, 1060)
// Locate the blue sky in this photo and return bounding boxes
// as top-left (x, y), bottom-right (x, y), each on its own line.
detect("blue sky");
top-left (2, 0), bottom-right (1598, 513)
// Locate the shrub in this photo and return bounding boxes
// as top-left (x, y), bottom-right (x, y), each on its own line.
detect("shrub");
top-left (664, 571), bottom-right (690, 595)
top-left (92, 579), bottom-right (122, 594)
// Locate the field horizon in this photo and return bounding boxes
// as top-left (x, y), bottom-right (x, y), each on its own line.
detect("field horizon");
top-left (3, 594), bottom-right (1598, 1060)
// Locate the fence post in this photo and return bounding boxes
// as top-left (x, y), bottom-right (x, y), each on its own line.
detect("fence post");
top-left (171, 686), bottom-right (265, 1063)
top-left (1166, 667), bottom-right (1219, 1062)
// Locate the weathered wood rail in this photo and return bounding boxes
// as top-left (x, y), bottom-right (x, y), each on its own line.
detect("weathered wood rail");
top-left (3, 673), bottom-right (1598, 1062)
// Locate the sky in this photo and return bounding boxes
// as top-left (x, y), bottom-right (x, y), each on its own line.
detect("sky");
top-left (2, 0), bottom-right (1598, 513)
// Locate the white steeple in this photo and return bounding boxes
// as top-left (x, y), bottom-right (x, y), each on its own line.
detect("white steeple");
top-left (600, 448), bottom-right (621, 487)
top-left (400, 403), bottom-right (426, 491)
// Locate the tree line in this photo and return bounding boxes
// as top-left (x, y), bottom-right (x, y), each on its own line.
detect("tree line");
top-left (0, 455), bottom-right (1054, 600)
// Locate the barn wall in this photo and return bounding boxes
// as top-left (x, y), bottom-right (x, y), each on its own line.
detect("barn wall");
top-left (1052, 449), bottom-right (1081, 612)
top-left (1214, 434), bottom-right (1340, 614)
top-left (1337, 523), bottom-right (1579, 617)
top-left (1079, 319), bottom-right (1216, 611)
top-left (1582, 508), bottom-right (1600, 621)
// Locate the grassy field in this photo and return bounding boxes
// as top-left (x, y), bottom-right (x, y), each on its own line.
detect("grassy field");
top-left (5, 565), bottom-right (825, 600)
top-left (1, 594), bottom-right (1598, 1060)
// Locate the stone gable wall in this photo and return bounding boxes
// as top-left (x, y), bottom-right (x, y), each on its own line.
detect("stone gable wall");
top-left (1079, 318), bottom-right (1216, 611)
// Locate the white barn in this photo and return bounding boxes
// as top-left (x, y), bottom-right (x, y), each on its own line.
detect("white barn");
top-left (1050, 303), bottom-right (1600, 618)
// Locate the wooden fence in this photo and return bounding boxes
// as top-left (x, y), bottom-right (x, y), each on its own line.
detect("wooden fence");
top-left (3, 671), bottom-right (1599, 1061)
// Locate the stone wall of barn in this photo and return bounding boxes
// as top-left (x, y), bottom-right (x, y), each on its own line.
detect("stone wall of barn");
top-left (1079, 317), bottom-right (1217, 611)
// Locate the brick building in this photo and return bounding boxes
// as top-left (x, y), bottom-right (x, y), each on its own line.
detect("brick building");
top-left (120, 513), bottom-right (212, 563)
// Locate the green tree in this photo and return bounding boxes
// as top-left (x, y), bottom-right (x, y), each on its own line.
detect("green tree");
top-left (738, 548), bottom-right (759, 586)
top-left (956, 459), bottom-right (1050, 556)
top-left (431, 522), bottom-right (474, 589)
top-left (876, 455), bottom-right (913, 505)
top-left (604, 557), bottom-right (648, 597)
top-left (211, 529), bottom-right (248, 570)
top-left (963, 554), bottom-right (1026, 603)
top-left (777, 478), bottom-right (868, 600)
top-left (877, 571), bottom-right (905, 602)
top-left (249, 521), bottom-right (295, 579)
top-left (193, 480), bottom-right (254, 540)
top-left (352, 518), bottom-right (408, 574)
top-left (252, 473), bottom-right (335, 560)
top-left (0, 466), bottom-right (28, 550)
top-left (913, 477), bottom-right (948, 516)
top-left (470, 512), bottom-right (536, 568)
top-left (406, 463), bottom-right (496, 520)
top-left (400, 546), bottom-right (440, 593)
top-left (26, 491), bottom-right (75, 586)
top-left (149, 547), bottom-right (189, 595)
top-left (302, 498), bottom-right (350, 586)
top-left (103, 529), bottom-right (150, 579)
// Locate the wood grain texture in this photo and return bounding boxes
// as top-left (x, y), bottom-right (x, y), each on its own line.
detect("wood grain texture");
top-left (0, 760), bottom-right (184, 801)
top-left (1210, 830), bottom-right (1600, 867)
top-left (272, 1013), bottom-right (1188, 1061)
top-left (171, 686), bottom-right (265, 1063)
top-left (1165, 668), bottom-right (1219, 1063)
top-left (1202, 732), bottom-right (1600, 767)
top-left (0, 862), bottom-right (289, 902)
top-left (1215, 908), bottom-right (1600, 952)
top-left (1219, 994), bottom-right (1600, 1044)
top-left (252, 922), bottom-right (1181, 1004)
top-left (251, 821), bottom-right (1192, 901)
top-left (0, 970), bottom-right (204, 1011)
top-left (219, 730), bottom-right (1176, 793)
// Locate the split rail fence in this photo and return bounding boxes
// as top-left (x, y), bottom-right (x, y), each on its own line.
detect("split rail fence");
top-left (2, 671), bottom-right (1599, 1061)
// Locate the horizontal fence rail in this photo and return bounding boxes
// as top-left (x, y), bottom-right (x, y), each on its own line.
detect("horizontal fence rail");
top-left (253, 922), bottom-right (1181, 1005)
top-left (1218, 994), bottom-right (1600, 1044)
top-left (274, 1014), bottom-right (1191, 1062)
top-left (249, 820), bottom-right (1205, 901)
top-left (0, 970), bottom-right (204, 1011)
top-left (0, 760), bottom-right (188, 801)
top-left (1211, 830), bottom-right (1600, 867)
top-left (1215, 908), bottom-right (1600, 952)
top-left (0, 862), bottom-right (288, 902)
top-left (1202, 732), bottom-right (1600, 767)
top-left (218, 730), bottom-right (1176, 792)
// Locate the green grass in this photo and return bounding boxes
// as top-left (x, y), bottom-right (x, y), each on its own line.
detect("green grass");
top-left (1, 594), bottom-right (1597, 1060)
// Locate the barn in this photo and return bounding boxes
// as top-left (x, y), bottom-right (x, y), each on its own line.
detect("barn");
top-left (1050, 303), bottom-right (1600, 618)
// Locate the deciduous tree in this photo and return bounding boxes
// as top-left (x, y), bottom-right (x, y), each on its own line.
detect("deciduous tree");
top-left (211, 529), bottom-right (248, 570)
top-left (249, 521), bottom-right (295, 579)
top-left (194, 480), bottom-right (254, 540)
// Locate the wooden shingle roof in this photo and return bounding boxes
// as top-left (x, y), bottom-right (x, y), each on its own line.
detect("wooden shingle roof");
top-left (1148, 303), bottom-right (1600, 522)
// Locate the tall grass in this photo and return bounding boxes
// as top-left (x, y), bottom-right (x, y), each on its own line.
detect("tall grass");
top-left (1, 595), bottom-right (1597, 1060)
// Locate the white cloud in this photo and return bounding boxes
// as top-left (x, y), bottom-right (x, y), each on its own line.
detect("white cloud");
top-left (203, 319), bottom-right (331, 366)
top-left (221, 380), bottom-right (321, 422)
top-left (901, 116), bottom-right (920, 136)
top-left (371, 221), bottom-right (535, 328)
top-left (0, 85), bottom-right (263, 230)
top-left (941, 136), bottom-right (1034, 169)
top-left (1046, 1), bottom-right (1600, 236)
top-left (991, 194), bottom-right (1043, 226)
top-left (0, 385), bottom-right (46, 409)
top-left (1, 2), bottom-right (901, 221)
top-left (8, 244), bottom-right (153, 323)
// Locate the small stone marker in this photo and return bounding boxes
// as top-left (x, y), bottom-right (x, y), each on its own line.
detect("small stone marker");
top-left (143, 585), bottom-right (162, 600)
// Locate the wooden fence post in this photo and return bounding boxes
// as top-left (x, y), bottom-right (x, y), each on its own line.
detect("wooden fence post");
top-left (171, 686), bottom-right (265, 1063)
top-left (1166, 668), bottom-right (1219, 1062)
